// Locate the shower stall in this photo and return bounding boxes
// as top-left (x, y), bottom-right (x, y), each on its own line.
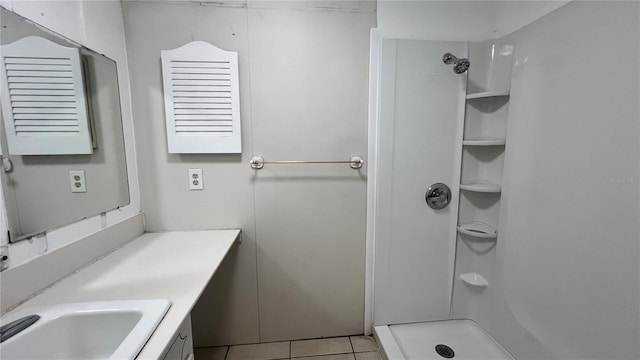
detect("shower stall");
top-left (370, 36), bottom-right (514, 360)
top-left (367, 2), bottom-right (640, 360)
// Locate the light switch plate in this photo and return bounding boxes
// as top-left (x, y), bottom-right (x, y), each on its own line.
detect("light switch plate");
top-left (69, 170), bottom-right (86, 193)
top-left (188, 168), bottom-right (203, 190)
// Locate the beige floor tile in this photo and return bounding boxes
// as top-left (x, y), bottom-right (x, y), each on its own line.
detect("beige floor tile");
top-left (194, 346), bottom-right (228, 360)
top-left (291, 337), bottom-right (353, 357)
top-left (354, 351), bottom-right (382, 360)
top-left (292, 354), bottom-right (356, 360)
top-left (227, 341), bottom-right (290, 360)
top-left (350, 336), bottom-right (378, 353)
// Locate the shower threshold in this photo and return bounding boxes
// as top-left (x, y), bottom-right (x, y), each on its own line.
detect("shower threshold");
top-left (373, 319), bottom-right (514, 360)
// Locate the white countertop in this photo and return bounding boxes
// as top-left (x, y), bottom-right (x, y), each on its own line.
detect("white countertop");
top-left (4, 230), bottom-right (240, 359)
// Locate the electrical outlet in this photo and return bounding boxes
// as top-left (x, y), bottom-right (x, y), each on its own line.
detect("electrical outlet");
top-left (188, 168), bottom-right (203, 190)
top-left (0, 245), bottom-right (9, 271)
top-left (69, 170), bottom-right (87, 193)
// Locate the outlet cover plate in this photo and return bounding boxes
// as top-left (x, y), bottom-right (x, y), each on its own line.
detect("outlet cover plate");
top-left (69, 170), bottom-right (87, 193)
top-left (188, 168), bottom-right (203, 190)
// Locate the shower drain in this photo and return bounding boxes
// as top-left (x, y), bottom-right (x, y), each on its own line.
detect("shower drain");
top-left (435, 344), bottom-right (455, 359)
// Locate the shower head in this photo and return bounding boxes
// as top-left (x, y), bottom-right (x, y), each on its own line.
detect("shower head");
top-left (443, 52), bottom-right (470, 74)
top-left (453, 59), bottom-right (470, 74)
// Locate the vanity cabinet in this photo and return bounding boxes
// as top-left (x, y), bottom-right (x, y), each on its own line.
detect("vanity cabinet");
top-left (162, 314), bottom-right (194, 360)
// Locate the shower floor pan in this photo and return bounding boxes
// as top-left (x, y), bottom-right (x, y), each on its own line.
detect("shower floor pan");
top-left (374, 319), bottom-right (514, 360)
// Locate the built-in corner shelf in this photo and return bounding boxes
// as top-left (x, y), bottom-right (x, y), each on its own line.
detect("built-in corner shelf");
top-left (459, 272), bottom-right (489, 289)
top-left (465, 90), bottom-right (510, 100)
top-left (462, 137), bottom-right (506, 146)
top-left (460, 180), bottom-right (502, 193)
top-left (457, 221), bottom-right (497, 239)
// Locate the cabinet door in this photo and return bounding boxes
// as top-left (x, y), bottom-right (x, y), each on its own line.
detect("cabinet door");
top-left (162, 315), bottom-right (194, 360)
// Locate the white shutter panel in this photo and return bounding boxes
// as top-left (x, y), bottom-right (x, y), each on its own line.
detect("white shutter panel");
top-left (161, 41), bottom-right (241, 154)
top-left (0, 36), bottom-right (92, 155)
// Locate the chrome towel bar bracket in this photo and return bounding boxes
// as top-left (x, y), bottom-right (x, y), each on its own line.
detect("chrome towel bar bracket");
top-left (250, 155), bottom-right (364, 170)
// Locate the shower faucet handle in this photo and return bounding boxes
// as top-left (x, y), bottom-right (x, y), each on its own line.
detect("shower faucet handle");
top-left (425, 183), bottom-right (452, 210)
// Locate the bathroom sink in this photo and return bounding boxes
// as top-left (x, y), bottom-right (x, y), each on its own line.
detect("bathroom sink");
top-left (0, 299), bottom-right (170, 360)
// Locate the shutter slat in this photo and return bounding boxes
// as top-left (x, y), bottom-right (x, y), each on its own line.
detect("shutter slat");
top-left (5, 64), bottom-right (71, 71)
top-left (4, 57), bottom-right (72, 65)
top-left (174, 103), bottom-right (231, 109)
top-left (173, 91), bottom-right (232, 98)
top-left (173, 97), bottom-right (231, 104)
top-left (10, 89), bottom-right (76, 96)
top-left (171, 74), bottom-right (230, 80)
top-left (8, 76), bottom-right (74, 83)
top-left (13, 113), bottom-right (79, 120)
top-left (175, 126), bottom-right (232, 132)
top-left (172, 79), bottom-right (230, 86)
top-left (13, 108), bottom-right (77, 114)
top-left (172, 85), bottom-right (231, 92)
top-left (174, 120), bottom-right (233, 124)
top-left (169, 68), bottom-right (231, 75)
top-left (175, 120), bottom-right (233, 126)
top-left (9, 83), bottom-right (73, 90)
top-left (10, 95), bottom-right (77, 102)
top-left (174, 114), bottom-right (232, 121)
top-left (7, 70), bottom-right (72, 78)
top-left (12, 102), bottom-right (76, 108)
top-left (170, 61), bottom-right (229, 67)
top-left (15, 125), bottom-right (80, 132)
top-left (174, 108), bottom-right (231, 115)
top-left (15, 120), bottom-right (79, 126)
top-left (172, 65), bottom-right (230, 70)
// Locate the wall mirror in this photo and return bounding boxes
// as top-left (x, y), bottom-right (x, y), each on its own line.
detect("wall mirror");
top-left (0, 7), bottom-right (130, 242)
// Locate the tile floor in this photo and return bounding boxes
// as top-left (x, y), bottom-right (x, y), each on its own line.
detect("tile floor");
top-left (194, 336), bottom-right (381, 360)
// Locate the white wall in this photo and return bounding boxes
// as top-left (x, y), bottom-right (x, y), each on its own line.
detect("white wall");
top-left (0, 0), bottom-right (143, 310)
top-left (373, 39), bottom-right (466, 326)
top-left (122, 0), bottom-right (375, 345)
top-left (376, 1), bottom-right (569, 41)
top-left (122, 1), bottom-right (260, 345)
top-left (486, 2), bottom-right (640, 359)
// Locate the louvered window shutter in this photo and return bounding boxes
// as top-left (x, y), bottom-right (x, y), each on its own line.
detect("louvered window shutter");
top-left (161, 41), bottom-right (241, 154)
top-left (0, 36), bottom-right (93, 155)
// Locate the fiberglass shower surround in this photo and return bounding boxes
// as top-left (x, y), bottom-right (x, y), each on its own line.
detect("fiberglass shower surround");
top-left (371, 3), bottom-right (640, 360)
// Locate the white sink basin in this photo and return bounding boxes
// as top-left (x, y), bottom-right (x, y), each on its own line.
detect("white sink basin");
top-left (0, 299), bottom-right (170, 360)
